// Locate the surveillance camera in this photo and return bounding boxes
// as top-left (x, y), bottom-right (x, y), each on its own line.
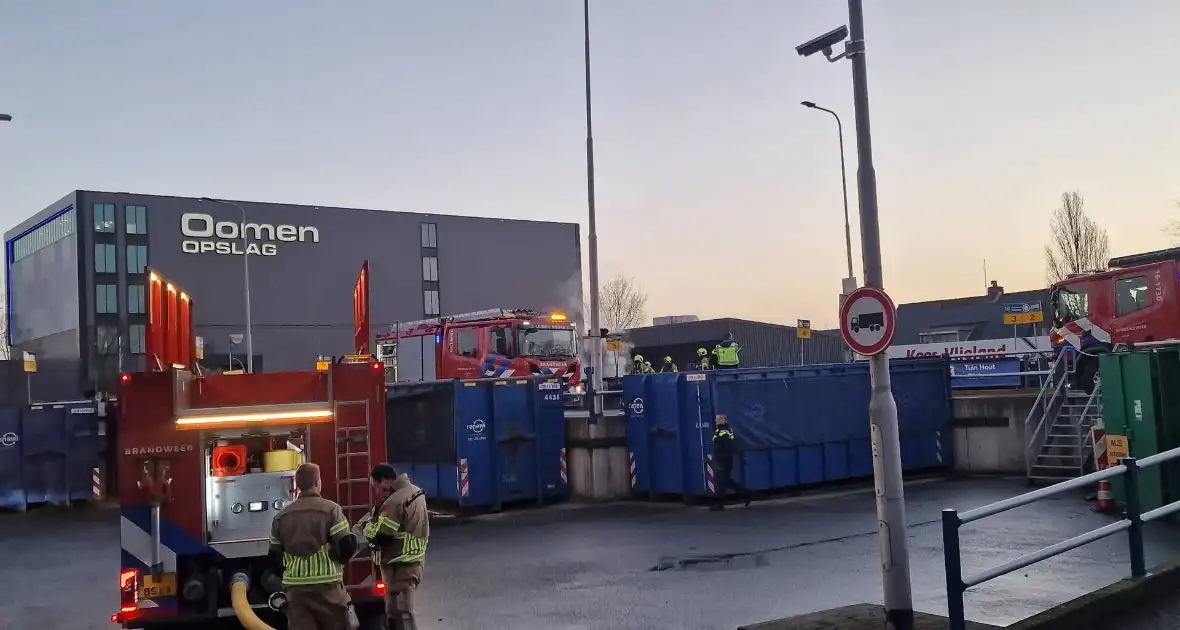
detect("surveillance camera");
top-left (796, 25), bottom-right (849, 57)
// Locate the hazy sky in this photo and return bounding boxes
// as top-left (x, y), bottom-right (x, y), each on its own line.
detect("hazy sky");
top-left (2, 1), bottom-right (1178, 329)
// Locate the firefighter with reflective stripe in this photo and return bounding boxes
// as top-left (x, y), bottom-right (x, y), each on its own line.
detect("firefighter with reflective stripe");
top-left (712, 333), bottom-right (741, 369)
top-left (710, 415), bottom-right (750, 511)
top-left (269, 462), bottom-right (358, 630)
top-left (643, 360), bottom-right (655, 374)
top-left (660, 356), bottom-right (679, 373)
top-left (632, 354), bottom-right (646, 375)
top-left (696, 348), bottom-right (713, 370)
top-left (358, 464), bottom-right (430, 630)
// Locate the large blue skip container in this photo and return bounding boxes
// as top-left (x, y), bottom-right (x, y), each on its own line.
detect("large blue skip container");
top-left (625, 358), bottom-right (953, 498)
top-left (0, 407), bottom-right (25, 511)
top-left (387, 376), bottom-right (568, 510)
top-left (21, 401), bottom-right (104, 506)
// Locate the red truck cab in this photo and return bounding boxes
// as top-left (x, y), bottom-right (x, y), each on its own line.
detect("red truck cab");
top-left (1049, 247), bottom-right (1180, 391)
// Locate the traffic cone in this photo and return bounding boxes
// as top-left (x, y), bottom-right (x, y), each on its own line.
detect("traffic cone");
top-left (1094, 480), bottom-right (1119, 514)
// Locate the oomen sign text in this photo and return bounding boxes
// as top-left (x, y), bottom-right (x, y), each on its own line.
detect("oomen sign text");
top-left (180, 212), bottom-right (320, 256)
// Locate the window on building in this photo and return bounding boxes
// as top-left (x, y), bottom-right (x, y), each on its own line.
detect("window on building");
top-left (126, 205), bottom-right (147, 234)
top-left (96, 284), bottom-right (118, 314)
top-left (93, 204), bottom-right (115, 232)
top-left (919, 329), bottom-right (964, 344)
top-left (456, 328), bottom-right (479, 358)
top-left (95, 244), bottom-right (117, 273)
top-left (129, 324), bottom-right (146, 355)
top-left (96, 325), bottom-right (120, 354)
top-left (420, 222), bottom-right (437, 248)
top-left (424, 289), bottom-right (440, 316)
top-left (127, 245), bottom-right (148, 274)
top-left (1115, 276), bottom-right (1151, 317)
top-left (128, 284), bottom-right (145, 314)
top-left (422, 256), bottom-right (439, 282)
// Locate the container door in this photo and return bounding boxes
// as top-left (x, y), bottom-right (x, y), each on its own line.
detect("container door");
top-left (22, 404), bottom-right (68, 505)
top-left (65, 404), bottom-right (102, 502)
top-left (678, 373), bottom-right (715, 495)
top-left (454, 381), bottom-right (493, 507)
top-left (1153, 350), bottom-right (1180, 504)
top-left (645, 373), bottom-right (684, 495)
top-left (491, 380), bottom-right (539, 504)
top-left (0, 408), bottom-right (25, 511)
top-left (623, 374), bottom-right (650, 492)
top-left (1102, 353), bottom-right (1163, 510)
top-left (534, 378), bottom-right (568, 499)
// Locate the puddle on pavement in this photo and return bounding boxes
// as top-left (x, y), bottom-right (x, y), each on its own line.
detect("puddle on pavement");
top-left (650, 553), bottom-right (770, 572)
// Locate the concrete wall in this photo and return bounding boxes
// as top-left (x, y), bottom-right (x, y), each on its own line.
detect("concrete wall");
top-left (951, 388), bottom-right (1039, 474)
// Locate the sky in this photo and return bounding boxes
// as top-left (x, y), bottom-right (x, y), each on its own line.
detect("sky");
top-left (1, 1), bottom-right (1178, 329)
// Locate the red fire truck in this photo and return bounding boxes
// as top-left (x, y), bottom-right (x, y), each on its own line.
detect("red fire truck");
top-left (374, 308), bottom-right (584, 403)
top-left (111, 268), bottom-right (388, 630)
top-left (1049, 246), bottom-right (1180, 392)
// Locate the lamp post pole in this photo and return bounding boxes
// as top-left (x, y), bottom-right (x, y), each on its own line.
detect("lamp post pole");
top-left (800, 101), bottom-right (855, 286)
top-left (198, 198), bottom-right (253, 373)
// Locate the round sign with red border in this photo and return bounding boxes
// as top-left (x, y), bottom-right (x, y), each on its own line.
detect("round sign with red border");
top-left (839, 286), bottom-right (898, 356)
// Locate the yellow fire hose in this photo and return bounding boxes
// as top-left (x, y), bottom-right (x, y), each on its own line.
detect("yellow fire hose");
top-left (230, 573), bottom-right (278, 630)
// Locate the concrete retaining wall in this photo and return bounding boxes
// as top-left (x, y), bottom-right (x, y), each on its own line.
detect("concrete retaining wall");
top-left (566, 413), bottom-right (632, 500)
top-left (951, 388), bottom-right (1038, 475)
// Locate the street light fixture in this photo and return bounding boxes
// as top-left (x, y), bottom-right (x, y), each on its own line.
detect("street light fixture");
top-left (798, 5), bottom-right (914, 630)
top-left (800, 100), bottom-right (857, 293)
top-left (0, 114), bottom-right (11, 122)
top-left (198, 197), bottom-right (254, 374)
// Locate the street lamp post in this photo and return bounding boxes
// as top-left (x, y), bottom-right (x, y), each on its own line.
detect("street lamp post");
top-left (800, 101), bottom-right (856, 290)
top-left (198, 197), bottom-right (254, 374)
top-left (797, 3), bottom-right (913, 629)
top-left (583, 0), bottom-right (604, 419)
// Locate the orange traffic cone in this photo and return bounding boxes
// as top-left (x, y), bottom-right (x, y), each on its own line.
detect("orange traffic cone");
top-left (1094, 480), bottom-right (1119, 514)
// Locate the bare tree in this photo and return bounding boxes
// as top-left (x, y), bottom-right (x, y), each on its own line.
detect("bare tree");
top-left (1044, 191), bottom-right (1110, 285)
top-left (589, 274), bottom-right (649, 332)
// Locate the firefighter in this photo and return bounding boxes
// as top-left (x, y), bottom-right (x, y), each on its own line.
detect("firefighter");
top-left (269, 462), bottom-right (358, 630)
top-left (710, 415), bottom-right (751, 511)
top-left (696, 348), bottom-right (713, 370)
top-left (660, 356), bottom-right (678, 373)
top-left (712, 333), bottom-right (742, 369)
top-left (358, 464), bottom-right (429, 630)
top-left (632, 354), bottom-right (646, 375)
top-left (643, 360), bottom-right (655, 373)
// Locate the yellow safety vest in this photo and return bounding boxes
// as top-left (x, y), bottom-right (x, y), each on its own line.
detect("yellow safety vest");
top-left (714, 344), bottom-right (739, 366)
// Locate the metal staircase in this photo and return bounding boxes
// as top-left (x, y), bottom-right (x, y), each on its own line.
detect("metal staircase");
top-left (1025, 352), bottom-right (1103, 483)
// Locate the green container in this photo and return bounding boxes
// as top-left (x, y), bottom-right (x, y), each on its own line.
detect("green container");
top-left (1099, 352), bottom-right (1164, 511)
top-left (1152, 349), bottom-right (1180, 504)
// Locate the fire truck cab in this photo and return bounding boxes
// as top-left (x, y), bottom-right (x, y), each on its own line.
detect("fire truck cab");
top-left (1049, 247), bottom-right (1180, 392)
top-left (112, 270), bottom-right (388, 630)
top-left (375, 308), bottom-right (584, 403)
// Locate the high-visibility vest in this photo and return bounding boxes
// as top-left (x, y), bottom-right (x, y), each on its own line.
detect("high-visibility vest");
top-left (714, 344), bottom-right (740, 366)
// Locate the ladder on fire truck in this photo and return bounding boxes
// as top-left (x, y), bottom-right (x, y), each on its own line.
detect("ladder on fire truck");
top-left (332, 356), bottom-right (380, 587)
top-left (386, 307), bottom-right (553, 334)
top-left (1025, 350), bottom-right (1103, 483)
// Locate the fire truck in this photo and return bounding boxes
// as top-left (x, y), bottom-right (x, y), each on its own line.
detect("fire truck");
top-left (111, 269), bottom-right (388, 630)
top-left (374, 308), bottom-right (584, 404)
top-left (1049, 246), bottom-right (1180, 392)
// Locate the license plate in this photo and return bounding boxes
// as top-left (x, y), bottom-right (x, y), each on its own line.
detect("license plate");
top-left (140, 572), bottom-right (178, 599)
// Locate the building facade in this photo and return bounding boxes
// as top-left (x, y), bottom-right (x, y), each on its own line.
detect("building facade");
top-left (4, 191), bottom-right (582, 397)
top-left (890, 281), bottom-right (1051, 360)
top-left (625, 317), bottom-right (848, 370)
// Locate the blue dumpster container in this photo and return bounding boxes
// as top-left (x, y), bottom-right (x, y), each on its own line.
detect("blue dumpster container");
top-left (388, 376), bottom-right (568, 510)
top-left (64, 402), bottom-right (103, 502)
top-left (625, 358), bottom-right (953, 499)
top-left (0, 407), bottom-right (26, 511)
top-left (22, 403), bottom-right (69, 506)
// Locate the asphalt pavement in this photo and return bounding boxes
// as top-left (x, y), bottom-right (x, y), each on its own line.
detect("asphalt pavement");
top-left (3, 477), bottom-right (1180, 630)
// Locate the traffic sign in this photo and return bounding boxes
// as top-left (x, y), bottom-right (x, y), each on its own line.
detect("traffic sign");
top-left (796, 319), bottom-right (811, 340)
top-left (839, 286), bottom-right (897, 356)
top-left (1003, 311), bottom-right (1044, 325)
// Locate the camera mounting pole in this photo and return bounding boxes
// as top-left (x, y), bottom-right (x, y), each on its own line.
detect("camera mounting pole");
top-left (798, 2), bottom-right (914, 629)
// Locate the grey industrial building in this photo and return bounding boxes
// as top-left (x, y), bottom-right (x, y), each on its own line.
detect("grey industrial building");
top-left (626, 317), bottom-right (849, 369)
top-left (4, 190), bottom-right (582, 399)
top-left (894, 281), bottom-right (1050, 345)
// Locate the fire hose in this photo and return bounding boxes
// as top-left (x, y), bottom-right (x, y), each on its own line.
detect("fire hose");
top-left (229, 573), bottom-right (280, 630)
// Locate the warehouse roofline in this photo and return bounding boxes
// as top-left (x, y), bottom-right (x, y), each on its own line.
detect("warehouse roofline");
top-left (70, 189), bottom-right (581, 229)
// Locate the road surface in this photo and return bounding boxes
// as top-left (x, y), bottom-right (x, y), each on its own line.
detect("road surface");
top-left (2, 477), bottom-right (1178, 630)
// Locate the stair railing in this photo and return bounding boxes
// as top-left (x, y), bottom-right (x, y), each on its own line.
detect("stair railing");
top-left (1025, 350), bottom-right (1073, 477)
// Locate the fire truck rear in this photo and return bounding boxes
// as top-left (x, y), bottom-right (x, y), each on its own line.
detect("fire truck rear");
top-left (1049, 246), bottom-right (1180, 391)
top-left (375, 307), bottom-right (584, 405)
top-left (111, 270), bottom-right (388, 629)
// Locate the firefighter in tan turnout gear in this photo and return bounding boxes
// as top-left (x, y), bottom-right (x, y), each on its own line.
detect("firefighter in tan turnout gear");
top-left (269, 463), bottom-right (359, 630)
top-left (358, 464), bottom-right (430, 630)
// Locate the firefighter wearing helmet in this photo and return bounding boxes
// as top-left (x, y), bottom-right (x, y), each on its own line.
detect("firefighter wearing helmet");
top-left (632, 354), bottom-right (646, 375)
top-left (660, 356), bottom-right (678, 373)
top-left (696, 347), bottom-right (713, 370)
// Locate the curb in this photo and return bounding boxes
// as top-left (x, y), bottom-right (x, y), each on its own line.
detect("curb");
top-left (1006, 560), bottom-right (1180, 629)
